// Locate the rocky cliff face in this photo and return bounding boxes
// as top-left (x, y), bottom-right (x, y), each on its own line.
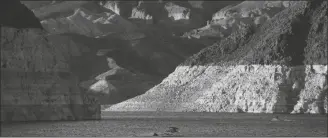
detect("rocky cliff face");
top-left (107, 1), bottom-right (328, 114)
top-left (21, 1), bottom-right (215, 106)
top-left (182, 1), bottom-right (299, 45)
top-left (99, 1), bottom-right (241, 34)
top-left (1, 0), bottom-right (101, 122)
top-left (36, 2), bottom-right (137, 37)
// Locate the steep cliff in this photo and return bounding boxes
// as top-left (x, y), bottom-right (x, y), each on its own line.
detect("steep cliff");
top-left (1, 0), bottom-right (101, 122)
top-left (108, 1), bottom-right (328, 114)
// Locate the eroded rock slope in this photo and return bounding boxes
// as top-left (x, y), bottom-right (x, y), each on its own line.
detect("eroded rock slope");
top-left (20, 0), bottom-right (221, 106)
top-left (182, 1), bottom-right (301, 46)
top-left (108, 1), bottom-right (328, 114)
top-left (1, 0), bottom-right (101, 122)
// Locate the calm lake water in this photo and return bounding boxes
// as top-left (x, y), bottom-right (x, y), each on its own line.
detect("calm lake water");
top-left (1, 112), bottom-right (327, 137)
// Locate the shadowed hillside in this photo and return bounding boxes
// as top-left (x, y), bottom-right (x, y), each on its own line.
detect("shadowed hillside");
top-left (17, 0), bottom-right (240, 106)
top-left (108, 0), bottom-right (328, 114)
top-left (1, 0), bottom-right (101, 122)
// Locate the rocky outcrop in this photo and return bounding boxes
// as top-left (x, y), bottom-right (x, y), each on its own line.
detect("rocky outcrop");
top-left (100, 1), bottom-right (137, 19)
top-left (183, 1), bottom-right (295, 41)
top-left (20, 0), bottom-right (211, 106)
top-left (107, 1), bottom-right (328, 114)
top-left (73, 30), bottom-right (206, 105)
top-left (99, 1), bottom-right (241, 35)
top-left (41, 7), bottom-right (136, 37)
top-left (1, 0), bottom-right (100, 122)
top-left (28, 1), bottom-right (90, 20)
top-left (27, 1), bottom-right (137, 37)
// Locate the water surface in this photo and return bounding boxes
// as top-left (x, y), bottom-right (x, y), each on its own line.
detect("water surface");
top-left (1, 112), bottom-right (327, 137)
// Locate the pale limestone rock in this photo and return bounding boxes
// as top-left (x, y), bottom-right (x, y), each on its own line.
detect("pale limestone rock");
top-left (108, 65), bottom-right (326, 114)
top-left (292, 65), bottom-right (328, 114)
top-left (165, 2), bottom-right (190, 21)
top-left (101, 1), bottom-right (120, 15)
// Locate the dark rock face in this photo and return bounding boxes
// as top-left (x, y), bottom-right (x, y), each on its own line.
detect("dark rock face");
top-left (26, 0), bottom-right (215, 105)
top-left (0, 0), bottom-right (43, 30)
top-left (0, 0), bottom-right (101, 122)
top-left (183, 0), bottom-right (327, 66)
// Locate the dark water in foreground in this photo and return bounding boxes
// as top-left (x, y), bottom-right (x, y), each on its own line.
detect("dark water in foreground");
top-left (1, 112), bottom-right (327, 137)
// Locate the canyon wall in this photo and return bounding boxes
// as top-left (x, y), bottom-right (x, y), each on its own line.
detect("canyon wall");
top-left (107, 1), bottom-right (328, 114)
top-left (183, 1), bottom-right (295, 41)
top-left (1, 0), bottom-right (101, 122)
top-left (23, 1), bottom-right (218, 106)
